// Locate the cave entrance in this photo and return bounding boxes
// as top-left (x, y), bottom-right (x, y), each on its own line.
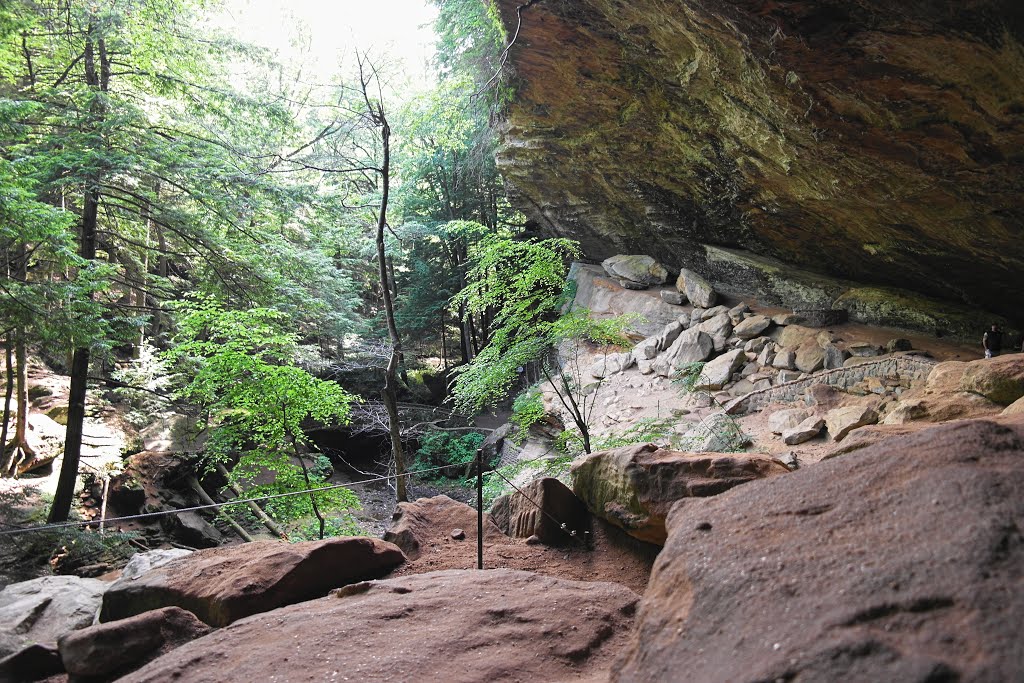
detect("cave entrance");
top-left (305, 427), bottom-right (401, 536)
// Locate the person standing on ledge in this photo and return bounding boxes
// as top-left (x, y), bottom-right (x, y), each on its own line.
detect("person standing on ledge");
top-left (983, 324), bottom-right (1002, 358)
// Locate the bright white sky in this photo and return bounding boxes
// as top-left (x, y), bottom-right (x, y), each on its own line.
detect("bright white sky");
top-left (217, 0), bottom-right (440, 92)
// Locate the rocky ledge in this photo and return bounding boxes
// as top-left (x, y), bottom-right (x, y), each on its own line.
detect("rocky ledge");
top-left (495, 0), bottom-right (1024, 328)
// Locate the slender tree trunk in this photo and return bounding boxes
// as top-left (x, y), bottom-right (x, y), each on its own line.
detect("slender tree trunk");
top-left (6, 243), bottom-right (35, 475)
top-left (458, 301), bottom-right (472, 364)
top-left (468, 310), bottom-right (480, 356)
top-left (187, 475), bottom-right (253, 543)
top-left (133, 211), bottom-right (151, 358)
top-left (368, 96), bottom-right (407, 502)
top-left (0, 341), bottom-right (14, 476)
top-left (291, 435), bottom-right (325, 539)
top-left (440, 309), bottom-right (448, 371)
top-left (153, 203), bottom-right (168, 343)
top-left (214, 462), bottom-right (288, 539)
top-left (11, 334), bottom-right (33, 463)
top-left (50, 24), bottom-right (104, 523)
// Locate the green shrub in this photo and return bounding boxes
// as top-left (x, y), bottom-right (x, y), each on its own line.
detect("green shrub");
top-left (412, 430), bottom-right (486, 477)
top-left (672, 362), bottom-right (706, 393)
top-left (592, 416), bottom-right (676, 451)
top-left (510, 388), bottom-right (545, 438)
top-left (290, 513), bottom-right (364, 541)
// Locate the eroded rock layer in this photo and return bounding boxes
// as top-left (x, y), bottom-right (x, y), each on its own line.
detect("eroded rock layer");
top-left (496, 0), bottom-right (1024, 324)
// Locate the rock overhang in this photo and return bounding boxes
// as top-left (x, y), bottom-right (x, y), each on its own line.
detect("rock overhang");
top-left (495, 0), bottom-right (1024, 328)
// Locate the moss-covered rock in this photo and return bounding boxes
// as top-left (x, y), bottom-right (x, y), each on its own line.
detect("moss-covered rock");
top-left (960, 355), bottom-right (1024, 405)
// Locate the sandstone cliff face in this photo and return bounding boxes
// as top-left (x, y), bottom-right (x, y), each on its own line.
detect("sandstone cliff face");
top-left (496, 0), bottom-right (1024, 324)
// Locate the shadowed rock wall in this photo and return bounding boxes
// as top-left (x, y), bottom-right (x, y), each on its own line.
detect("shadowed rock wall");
top-left (495, 0), bottom-right (1024, 324)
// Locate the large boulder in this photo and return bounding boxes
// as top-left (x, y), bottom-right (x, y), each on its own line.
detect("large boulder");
top-left (384, 495), bottom-right (505, 561)
top-left (0, 643), bottom-right (63, 682)
top-left (478, 422), bottom-right (520, 468)
top-left (164, 510), bottom-right (222, 548)
top-left (767, 407), bottom-right (810, 434)
top-left (782, 416), bottom-right (825, 445)
top-left (121, 569), bottom-right (639, 683)
top-left (773, 324), bottom-right (820, 350)
top-left (100, 537), bottom-right (404, 627)
top-left (601, 254), bottom-right (669, 287)
top-left (884, 359), bottom-right (1004, 424)
top-left (59, 606), bottom-right (210, 680)
top-left (632, 321), bottom-right (683, 362)
top-left (651, 327), bottom-right (714, 377)
top-left (568, 263), bottom-right (682, 336)
top-left (0, 575), bottom-right (107, 658)
top-left (822, 423), bottom-right (933, 461)
top-left (613, 417), bottom-right (1024, 682)
top-left (676, 268), bottom-right (716, 308)
top-left (825, 404), bottom-right (879, 441)
top-left (677, 412), bottom-right (751, 453)
top-left (118, 549), bottom-right (193, 580)
top-left (140, 413), bottom-right (205, 453)
top-left (693, 349), bottom-right (745, 390)
top-left (1003, 396), bottom-right (1024, 416)
top-left (588, 351), bottom-right (635, 378)
top-left (823, 343), bottom-right (850, 369)
top-left (490, 477), bottom-right (591, 546)
top-left (570, 443), bottom-right (788, 545)
top-left (794, 339), bottom-right (826, 373)
top-left (733, 314), bottom-right (771, 340)
top-left (959, 354), bottom-right (1024, 405)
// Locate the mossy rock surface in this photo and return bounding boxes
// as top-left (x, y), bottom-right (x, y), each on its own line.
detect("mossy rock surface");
top-left (45, 405), bottom-right (69, 425)
top-left (960, 356), bottom-right (1024, 406)
top-left (494, 0), bottom-right (1024, 327)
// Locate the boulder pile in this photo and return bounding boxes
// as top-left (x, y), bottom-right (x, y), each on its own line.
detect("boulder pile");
top-left (0, 538), bottom-right (406, 681)
top-left (579, 269), bottom-right (957, 449)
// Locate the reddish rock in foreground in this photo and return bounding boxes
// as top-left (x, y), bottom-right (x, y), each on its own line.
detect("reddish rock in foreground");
top-left (613, 416), bottom-right (1024, 682)
top-left (121, 569), bottom-right (639, 683)
top-left (59, 606), bottom-right (210, 680)
top-left (100, 537), bottom-right (404, 627)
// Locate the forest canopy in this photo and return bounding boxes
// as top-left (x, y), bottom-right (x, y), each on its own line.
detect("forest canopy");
top-left (0, 0), bottom-right (582, 530)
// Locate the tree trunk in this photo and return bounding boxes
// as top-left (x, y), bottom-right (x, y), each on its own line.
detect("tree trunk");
top-left (49, 23), bottom-right (104, 523)
top-left (187, 475), bottom-right (253, 543)
top-left (292, 437), bottom-right (326, 539)
top-left (368, 92), bottom-right (407, 503)
top-left (0, 341), bottom-right (14, 476)
top-left (10, 334), bottom-right (34, 469)
top-left (440, 309), bottom-right (448, 371)
top-left (214, 462), bottom-right (288, 539)
top-left (458, 301), bottom-right (472, 364)
top-left (133, 210), bottom-right (151, 358)
top-left (5, 242), bottom-right (35, 476)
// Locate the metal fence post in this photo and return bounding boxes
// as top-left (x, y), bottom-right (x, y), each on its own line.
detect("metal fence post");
top-left (476, 447), bottom-right (483, 570)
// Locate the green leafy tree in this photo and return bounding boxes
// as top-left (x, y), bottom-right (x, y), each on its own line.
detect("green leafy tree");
top-left (388, 0), bottom-right (517, 364)
top-left (0, 0), bottom-right (366, 517)
top-left (450, 236), bottom-right (630, 453)
top-left (166, 299), bottom-right (358, 539)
